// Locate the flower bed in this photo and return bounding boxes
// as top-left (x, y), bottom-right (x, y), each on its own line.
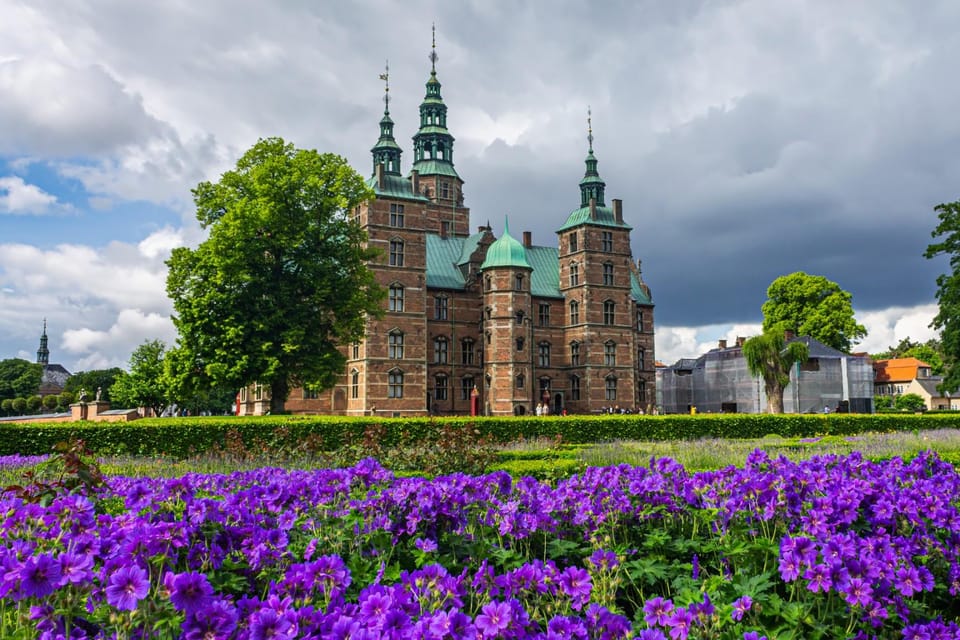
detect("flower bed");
top-left (2, 451), bottom-right (959, 638)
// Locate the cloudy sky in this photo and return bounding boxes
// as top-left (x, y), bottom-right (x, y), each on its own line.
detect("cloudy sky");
top-left (1, 0), bottom-right (957, 373)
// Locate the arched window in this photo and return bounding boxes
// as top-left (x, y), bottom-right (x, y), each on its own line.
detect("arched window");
top-left (636, 306), bottom-right (645, 331)
top-left (434, 336), bottom-right (448, 364)
top-left (605, 375), bottom-right (617, 402)
top-left (605, 341), bottom-right (616, 367)
top-left (351, 369), bottom-right (360, 399)
top-left (389, 239), bottom-right (404, 266)
top-left (515, 273), bottom-right (525, 291)
top-left (388, 369), bottom-right (404, 398)
top-left (389, 331), bottom-right (404, 359)
top-left (389, 284), bottom-right (404, 312)
top-left (603, 300), bottom-right (615, 325)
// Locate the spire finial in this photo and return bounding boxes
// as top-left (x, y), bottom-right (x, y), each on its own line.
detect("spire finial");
top-left (504, 215), bottom-right (510, 236)
top-left (379, 60), bottom-right (390, 114)
top-left (429, 23), bottom-right (438, 72)
top-left (42, 318), bottom-right (47, 335)
top-left (587, 106), bottom-right (594, 153)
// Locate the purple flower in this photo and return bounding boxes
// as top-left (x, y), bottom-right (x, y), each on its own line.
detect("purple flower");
top-left (183, 597), bottom-right (238, 640)
top-left (165, 571), bottom-right (213, 613)
top-left (743, 633), bottom-right (767, 640)
top-left (59, 551), bottom-right (93, 585)
top-left (249, 607), bottom-right (298, 640)
top-left (731, 595), bottom-right (752, 621)
top-left (414, 537), bottom-right (438, 553)
top-left (20, 553), bottom-right (62, 598)
top-left (643, 597), bottom-right (674, 627)
top-left (105, 565), bottom-right (150, 611)
top-left (475, 600), bottom-right (513, 638)
top-left (666, 607), bottom-right (693, 640)
top-left (558, 566), bottom-right (592, 610)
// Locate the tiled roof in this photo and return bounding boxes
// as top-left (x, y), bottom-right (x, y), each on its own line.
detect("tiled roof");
top-left (526, 246), bottom-right (562, 299)
top-left (916, 378), bottom-right (946, 397)
top-left (631, 272), bottom-right (652, 305)
top-left (873, 357), bottom-right (931, 383)
top-left (410, 160), bottom-right (460, 178)
top-left (425, 235), bottom-right (467, 290)
top-left (556, 205), bottom-right (633, 232)
top-left (367, 174), bottom-right (430, 202)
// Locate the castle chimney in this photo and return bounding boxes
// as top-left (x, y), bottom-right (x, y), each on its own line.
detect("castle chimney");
top-left (718, 339), bottom-right (727, 349)
top-left (784, 329), bottom-right (796, 341)
top-left (410, 170), bottom-right (419, 196)
top-left (613, 199), bottom-right (623, 223)
top-left (522, 231), bottom-right (532, 248)
top-left (736, 336), bottom-right (746, 347)
top-left (375, 163), bottom-right (385, 189)
top-left (589, 197), bottom-right (597, 220)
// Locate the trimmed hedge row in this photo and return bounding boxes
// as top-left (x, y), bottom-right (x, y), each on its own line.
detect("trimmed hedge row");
top-left (2, 413), bottom-right (960, 459)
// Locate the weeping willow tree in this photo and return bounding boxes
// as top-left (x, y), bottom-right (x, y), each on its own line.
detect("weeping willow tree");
top-left (742, 325), bottom-right (809, 414)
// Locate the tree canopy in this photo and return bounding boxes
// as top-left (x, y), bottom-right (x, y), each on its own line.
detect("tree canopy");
top-left (742, 325), bottom-right (810, 414)
top-left (110, 340), bottom-right (170, 417)
top-left (761, 272), bottom-right (866, 353)
top-left (925, 200), bottom-right (960, 392)
top-left (64, 368), bottom-right (124, 402)
top-left (0, 358), bottom-right (43, 401)
top-left (166, 137), bottom-right (384, 412)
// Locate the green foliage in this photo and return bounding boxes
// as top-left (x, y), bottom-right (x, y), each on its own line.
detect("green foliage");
top-left (63, 368), bottom-right (124, 402)
top-left (41, 395), bottom-right (58, 411)
top-left (742, 325), bottom-right (809, 414)
top-left (11, 397), bottom-right (26, 414)
top-left (0, 398), bottom-right (12, 415)
top-left (874, 394), bottom-right (894, 410)
top-left (110, 339), bottom-right (170, 416)
top-left (761, 272), bottom-right (867, 352)
top-left (871, 337), bottom-right (946, 376)
top-left (0, 358), bottom-right (43, 401)
top-left (894, 392), bottom-right (927, 412)
top-left (5, 413), bottom-right (960, 459)
top-left (165, 137), bottom-right (385, 413)
top-left (925, 199), bottom-right (960, 392)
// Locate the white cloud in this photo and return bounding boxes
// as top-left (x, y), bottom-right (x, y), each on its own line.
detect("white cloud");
top-left (0, 176), bottom-right (65, 215)
top-left (62, 308), bottom-right (176, 370)
top-left (855, 304), bottom-right (939, 354)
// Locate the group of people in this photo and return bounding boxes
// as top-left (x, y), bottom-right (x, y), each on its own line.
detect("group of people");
top-left (534, 402), bottom-right (551, 416)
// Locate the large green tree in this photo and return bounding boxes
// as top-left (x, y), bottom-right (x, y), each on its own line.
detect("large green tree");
top-left (742, 325), bottom-right (810, 414)
top-left (64, 368), bottom-right (124, 402)
top-left (925, 200), bottom-right (960, 391)
top-left (110, 340), bottom-right (170, 417)
top-left (761, 272), bottom-right (866, 353)
top-left (0, 358), bottom-right (43, 401)
top-left (166, 137), bottom-right (384, 413)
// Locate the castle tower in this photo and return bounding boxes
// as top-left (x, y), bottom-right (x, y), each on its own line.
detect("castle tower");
top-left (481, 219), bottom-right (534, 415)
top-left (36, 319), bottom-right (49, 365)
top-left (557, 110), bottom-right (655, 411)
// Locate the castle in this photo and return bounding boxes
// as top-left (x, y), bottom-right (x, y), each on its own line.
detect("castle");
top-left (239, 40), bottom-right (655, 417)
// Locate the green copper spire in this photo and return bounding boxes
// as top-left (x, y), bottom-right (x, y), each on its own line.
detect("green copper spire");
top-left (371, 59), bottom-right (402, 176)
top-left (411, 24), bottom-right (460, 179)
top-left (579, 106), bottom-right (606, 207)
top-left (36, 318), bottom-right (49, 365)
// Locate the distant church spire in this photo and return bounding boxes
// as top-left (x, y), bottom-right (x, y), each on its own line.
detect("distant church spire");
top-left (37, 319), bottom-right (49, 365)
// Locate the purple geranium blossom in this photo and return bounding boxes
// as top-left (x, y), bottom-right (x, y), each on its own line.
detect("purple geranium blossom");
top-left (20, 553), bottom-right (62, 599)
top-left (643, 597), bottom-right (674, 627)
top-left (165, 571), bottom-right (213, 613)
top-left (475, 600), bottom-right (513, 638)
top-left (105, 565), bottom-right (149, 611)
top-left (731, 595), bottom-right (752, 622)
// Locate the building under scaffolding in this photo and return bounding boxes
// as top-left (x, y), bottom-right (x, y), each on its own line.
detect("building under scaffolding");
top-left (656, 336), bottom-right (874, 414)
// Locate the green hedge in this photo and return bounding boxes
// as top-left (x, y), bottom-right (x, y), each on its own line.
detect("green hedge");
top-left (3, 413), bottom-right (960, 458)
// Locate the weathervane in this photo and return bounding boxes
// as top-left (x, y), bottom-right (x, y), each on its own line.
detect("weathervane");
top-left (587, 106), bottom-right (594, 153)
top-left (379, 60), bottom-right (390, 113)
top-left (429, 23), bottom-right (438, 72)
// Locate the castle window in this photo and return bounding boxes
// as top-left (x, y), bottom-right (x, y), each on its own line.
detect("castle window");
top-left (570, 341), bottom-right (581, 367)
top-left (389, 331), bottom-right (404, 359)
top-left (435, 375), bottom-right (448, 401)
top-left (485, 276), bottom-right (492, 291)
top-left (434, 337), bottom-right (448, 364)
top-left (538, 304), bottom-right (550, 327)
top-left (435, 295), bottom-right (448, 320)
top-left (352, 341), bottom-right (360, 359)
top-left (539, 377), bottom-right (551, 400)
top-left (603, 300), bottom-right (615, 325)
top-left (303, 387), bottom-right (318, 400)
top-left (538, 342), bottom-right (551, 367)
top-left (638, 379), bottom-right (647, 405)
top-left (515, 274), bottom-right (524, 291)
top-left (440, 182), bottom-right (449, 199)
top-left (603, 263), bottom-right (614, 286)
top-left (602, 231), bottom-right (613, 252)
top-left (389, 284), bottom-right (404, 312)
top-left (351, 369), bottom-right (359, 398)
top-left (516, 337), bottom-right (525, 351)
top-left (637, 347), bottom-right (646, 371)
top-left (516, 373), bottom-right (525, 389)
top-left (389, 239), bottom-right (404, 266)
top-left (605, 341), bottom-right (616, 367)
top-left (570, 263), bottom-right (579, 287)
top-left (389, 203), bottom-right (405, 227)
top-left (461, 376), bottom-right (475, 401)
top-left (569, 232), bottom-right (578, 253)
top-left (570, 375), bottom-right (581, 401)
top-left (388, 369), bottom-right (404, 398)
top-left (461, 338), bottom-right (475, 365)
top-left (636, 307), bottom-right (644, 331)
top-left (570, 300), bottom-right (580, 325)
top-left (605, 375), bottom-right (617, 401)
top-left (515, 310), bottom-right (525, 324)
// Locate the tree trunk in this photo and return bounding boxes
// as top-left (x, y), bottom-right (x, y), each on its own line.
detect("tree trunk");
top-left (765, 381), bottom-right (785, 414)
top-left (270, 379), bottom-right (289, 414)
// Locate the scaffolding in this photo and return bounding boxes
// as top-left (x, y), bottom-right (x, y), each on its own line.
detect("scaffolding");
top-left (656, 337), bottom-right (874, 414)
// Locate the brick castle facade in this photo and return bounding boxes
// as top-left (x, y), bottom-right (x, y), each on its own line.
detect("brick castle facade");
top-left (239, 46), bottom-right (655, 417)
